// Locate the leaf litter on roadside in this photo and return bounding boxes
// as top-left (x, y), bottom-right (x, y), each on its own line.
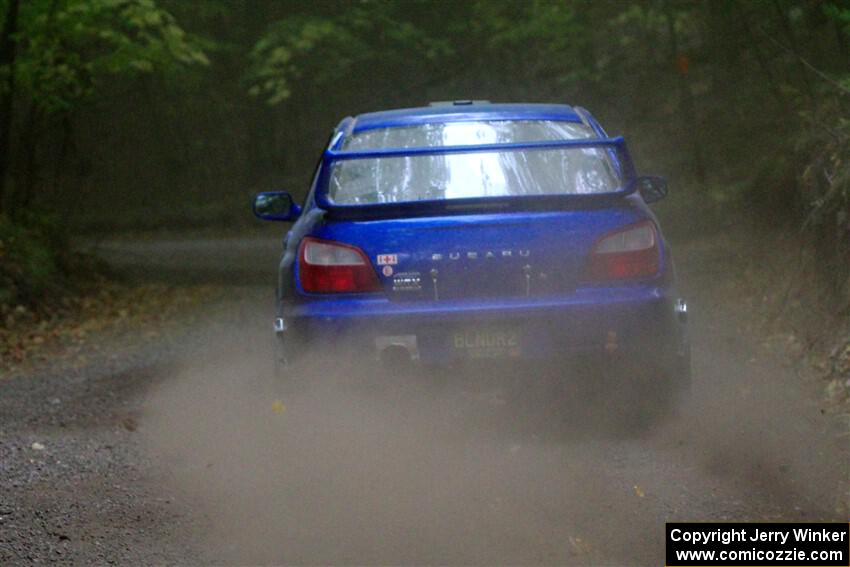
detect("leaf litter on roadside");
top-left (1, 283), bottom-right (222, 378)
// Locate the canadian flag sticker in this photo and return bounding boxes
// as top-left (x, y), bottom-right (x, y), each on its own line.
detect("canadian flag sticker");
top-left (377, 254), bottom-right (398, 266)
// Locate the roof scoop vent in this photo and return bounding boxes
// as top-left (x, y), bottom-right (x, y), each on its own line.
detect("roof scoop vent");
top-left (428, 100), bottom-right (491, 107)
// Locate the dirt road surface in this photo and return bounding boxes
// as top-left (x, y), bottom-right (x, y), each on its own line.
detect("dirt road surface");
top-left (2, 234), bottom-right (847, 564)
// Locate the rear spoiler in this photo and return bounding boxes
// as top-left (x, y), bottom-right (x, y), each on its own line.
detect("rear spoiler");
top-left (315, 136), bottom-right (638, 216)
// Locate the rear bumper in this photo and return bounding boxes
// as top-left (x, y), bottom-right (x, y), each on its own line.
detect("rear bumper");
top-left (280, 286), bottom-right (687, 365)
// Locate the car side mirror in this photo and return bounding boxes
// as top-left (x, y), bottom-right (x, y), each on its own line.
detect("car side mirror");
top-left (253, 191), bottom-right (301, 221)
top-left (635, 176), bottom-right (668, 204)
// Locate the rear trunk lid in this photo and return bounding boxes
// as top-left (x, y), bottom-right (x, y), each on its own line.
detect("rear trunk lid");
top-left (313, 206), bottom-right (645, 301)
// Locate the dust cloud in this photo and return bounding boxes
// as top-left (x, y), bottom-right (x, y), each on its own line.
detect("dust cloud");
top-left (140, 287), bottom-right (846, 565)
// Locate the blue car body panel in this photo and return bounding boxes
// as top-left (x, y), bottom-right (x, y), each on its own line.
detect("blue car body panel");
top-left (265, 102), bottom-right (686, 369)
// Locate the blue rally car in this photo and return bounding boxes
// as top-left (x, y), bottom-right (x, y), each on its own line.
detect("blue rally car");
top-left (254, 101), bottom-right (689, 413)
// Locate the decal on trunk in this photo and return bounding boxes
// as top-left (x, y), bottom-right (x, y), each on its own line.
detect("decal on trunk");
top-left (431, 249), bottom-right (531, 261)
top-left (392, 272), bottom-right (422, 292)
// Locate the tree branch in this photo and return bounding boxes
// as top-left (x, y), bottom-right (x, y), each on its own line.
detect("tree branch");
top-left (758, 25), bottom-right (850, 97)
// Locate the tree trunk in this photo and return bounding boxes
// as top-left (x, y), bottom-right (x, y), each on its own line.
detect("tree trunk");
top-left (14, 103), bottom-right (42, 215)
top-left (0, 0), bottom-right (21, 216)
top-left (771, 0), bottom-right (815, 102)
top-left (664, 0), bottom-right (706, 184)
top-left (736, 2), bottom-right (784, 105)
top-left (833, 16), bottom-right (849, 73)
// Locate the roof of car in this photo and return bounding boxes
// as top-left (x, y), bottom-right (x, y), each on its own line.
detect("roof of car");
top-left (349, 102), bottom-right (583, 133)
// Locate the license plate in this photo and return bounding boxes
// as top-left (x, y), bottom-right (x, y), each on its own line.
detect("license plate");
top-left (452, 328), bottom-right (522, 359)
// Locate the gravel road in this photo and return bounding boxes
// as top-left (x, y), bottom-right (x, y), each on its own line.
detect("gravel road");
top-left (1, 235), bottom-right (847, 565)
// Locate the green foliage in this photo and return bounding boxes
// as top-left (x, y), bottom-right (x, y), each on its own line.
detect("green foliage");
top-left (247, 0), bottom-right (451, 105)
top-left (0, 214), bottom-right (68, 306)
top-left (248, 16), bottom-right (354, 104)
top-left (469, 0), bottom-right (583, 83)
top-left (799, 107), bottom-right (850, 286)
top-left (473, 0), bottom-right (575, 47)
top-left (792, 3), bottom-right (850, 291)
top-left (824, 2), bottom-right (850, 36)
top-left (14, 0), bottom-right (209, 114)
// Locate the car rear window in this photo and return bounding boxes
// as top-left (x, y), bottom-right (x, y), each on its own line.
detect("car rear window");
top-left (342, 120), bottom-right (595, 150)
top-left (328, 120), bottom-right (620, 205)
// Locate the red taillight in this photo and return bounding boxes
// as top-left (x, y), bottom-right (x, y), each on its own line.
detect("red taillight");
top-left (586, 221), bottom-right (660, 281)
top-left (298, 237), bottom-right (381, 294)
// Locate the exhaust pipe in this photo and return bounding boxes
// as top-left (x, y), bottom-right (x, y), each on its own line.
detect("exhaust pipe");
top-left (375, 335), bottom-right (419, 370)
top-left (675, 299), bottom-right (688, 323)
top-left (380, 345), bottom-right (413, 370)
